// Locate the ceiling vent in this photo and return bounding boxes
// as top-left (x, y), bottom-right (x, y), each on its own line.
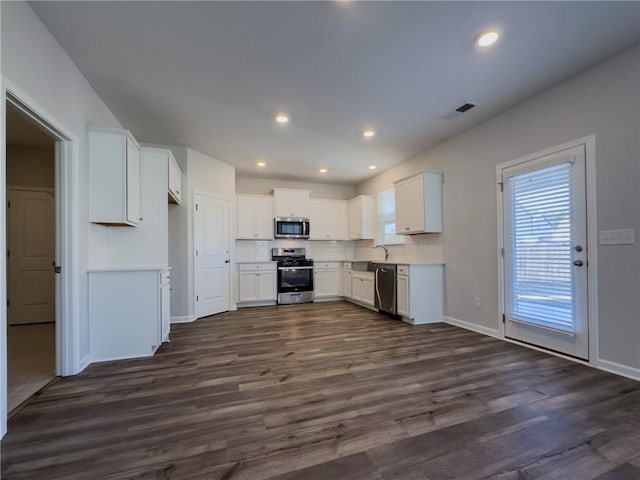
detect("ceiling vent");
top-left (455, 102), bottom-right (477, 113)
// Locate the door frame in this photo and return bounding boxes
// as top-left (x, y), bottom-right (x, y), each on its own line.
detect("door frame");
top-left (192, 190), bottom-right (231, 318)
top-left (496, 135), bottom-right (598, 366)
top-left (2, 81), bottom-right (79, 436)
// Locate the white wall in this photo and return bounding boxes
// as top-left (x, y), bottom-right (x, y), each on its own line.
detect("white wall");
top-left (105, 148), bottom-right (169, 269)
top-left (6, 145), bottom-right (54, 188)
top-left (357, 45), bottom-right (640, 374)
top-left (168, 147), bottom-right (235, 320)
top-left (167, 146), bottom-right (189, 320)
top-left (1, 1), bottom-right (122, 435)
top-left (236, 176), bottom-right (354, 200)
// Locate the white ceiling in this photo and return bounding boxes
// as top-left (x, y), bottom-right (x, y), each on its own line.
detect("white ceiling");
top-left (30, 1), bottom-right (639, 185)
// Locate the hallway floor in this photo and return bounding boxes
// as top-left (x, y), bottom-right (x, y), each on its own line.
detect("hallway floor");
top-left (7, 323), bottom-right (56, 413)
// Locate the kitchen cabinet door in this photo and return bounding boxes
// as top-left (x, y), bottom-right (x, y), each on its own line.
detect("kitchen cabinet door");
top-left (352, 272), bottom-right (374, 306)
top-left (343, 270), bottom-right (352, 299)
top-left (273, 188), bottom-right (310, 218)
top-left (348, 196), bottom-right (375, 240)
top-left (395, 172), bottom-right (442, 234)
top-left (314, 262), bottom-right (341, 298)
top-left (397, 274), bottom-right (409, 317)
top-left (160, 270), bottom-right (171, 343)
top-left (168, 154), bottom-right (182, 204)
top-left (237, 195), bottom-right (274, 239)
top-left (88, 269), bottom-right (166, 362)
top-left (256, 271), bottom-right (277, 301)
top-left (238, 271), bottom-right (259, 302)
top-left (396, 264), bottom-right (443, 324)
top-left (238, 263), bottom-right (277, 305)
top-left (89, 128), bottom-right (142, 226)
top-left (310, 199), bottom-right (348, 240)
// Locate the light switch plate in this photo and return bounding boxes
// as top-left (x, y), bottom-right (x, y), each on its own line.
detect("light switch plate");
top-left (599, 229), bottom-right (635, 245)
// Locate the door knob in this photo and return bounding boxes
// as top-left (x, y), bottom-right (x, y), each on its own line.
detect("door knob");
top-left (573, 259), bottom-right (584, 267)
top-left (574, 245), bottom-right (583, 252)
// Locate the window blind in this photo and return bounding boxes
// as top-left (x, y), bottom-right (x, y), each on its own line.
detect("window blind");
top-left (506, 161), bottom-right (575, 333)
top-left (377, 188), bottom-right (405, 245)
top-left (378, 188), bottom-right (395, 223)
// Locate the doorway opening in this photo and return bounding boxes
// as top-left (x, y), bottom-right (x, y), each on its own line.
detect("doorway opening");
top-left (5, 102), bottom-right (58, 414)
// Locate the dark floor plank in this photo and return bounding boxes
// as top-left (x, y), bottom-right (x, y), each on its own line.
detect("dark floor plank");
top-left (2, 301), bottom-right (638, 480)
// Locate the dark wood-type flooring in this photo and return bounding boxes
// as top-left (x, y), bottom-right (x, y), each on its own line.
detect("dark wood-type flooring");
top-left (2, 301), bottom-right (640, 479)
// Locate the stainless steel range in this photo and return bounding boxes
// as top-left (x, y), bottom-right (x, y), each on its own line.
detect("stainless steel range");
top-left (272, 248), bottom-right (314, 304)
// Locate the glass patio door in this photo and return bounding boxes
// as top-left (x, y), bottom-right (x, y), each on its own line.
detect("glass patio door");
top-left (502, 145), bottom-right (588, 360)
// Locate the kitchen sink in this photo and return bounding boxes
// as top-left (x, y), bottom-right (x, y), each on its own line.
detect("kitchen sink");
top-left (352, 261), bottom-right (397, 272)
top-left (352, 261), bottom-right (375, 272)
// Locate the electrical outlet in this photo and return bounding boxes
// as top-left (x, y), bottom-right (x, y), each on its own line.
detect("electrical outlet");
top-left (474, 296), bottom-right (481, 308)
top-left (599, 229), bottom-right (635, 245)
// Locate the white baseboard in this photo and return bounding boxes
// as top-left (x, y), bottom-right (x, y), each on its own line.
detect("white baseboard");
top-left (170, 315), bottom-right (198, 324)
top-left (237, 301), bottom-right (277, 308)
top-left (598, 359), bottom-right (640, 381)
top-left (78, 354), bottom-right (92, 373)
top-left (314, 296), bottom-right (344, 303)
top-left (444, 316), bottom-right (501, 338)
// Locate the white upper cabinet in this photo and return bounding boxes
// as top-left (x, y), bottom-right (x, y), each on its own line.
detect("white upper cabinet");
top-left (273, 188), bottom-right (310, 218)
top-left (237, 194), bottom-right (274, 239)
top-left (89, 128), bottom-right (141, 226)
top-left (348, 195), bottom-right (375, 240)
top-left (395, 171), bottom-right (442, 234)
top-left (167, 153), bottom-right (182, 205)
top-left (309, 199), bottom-right (348, 240)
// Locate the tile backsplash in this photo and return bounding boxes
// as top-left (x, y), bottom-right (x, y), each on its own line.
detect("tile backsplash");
top-left (236, 234), bottom-right (442, 264)
top-left (354, 234), bottom-right (443, 264)
top-left (235, 240), bottom-right (354, 262)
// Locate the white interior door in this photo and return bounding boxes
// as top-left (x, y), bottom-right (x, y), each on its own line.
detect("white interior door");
top-left (502, 145), bottom-right (588, 359)
top-left (7, 188), bottom-right (55, 325)
top-left (194, 193), bottom-right (230, 318)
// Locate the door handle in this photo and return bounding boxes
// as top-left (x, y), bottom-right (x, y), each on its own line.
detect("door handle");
top-left (573, 259), bottom-right (584, 267)
top-left (225, 260), bottom-right (230, 263)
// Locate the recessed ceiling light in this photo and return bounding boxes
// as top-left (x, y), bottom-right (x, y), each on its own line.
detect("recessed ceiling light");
top-left (476, 30), bottom-right (499, 47)
top-left (256, 161), bottom-right (266, 167)
top-left (368, 164), bottom-right (377, 170)
top-left (362, 129), bottom-right (375, 138)
top-left (274, 113), bottom-right (290, 124)
top-left (319, 168), bottom-right (328, 173)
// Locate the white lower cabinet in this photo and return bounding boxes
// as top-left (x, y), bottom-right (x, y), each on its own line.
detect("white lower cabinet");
top-left (314, 262), bottom-right (342, 300)
top-left (351, 271), bottom-right (374, 307)
top-left (343, 262), bottom-right (352, 299)
top-left (161, 270), bottom-right (170, 342)
top-left (89, 269), bottom-right (170, 362)
top-left (238, 263), bottom-right (277, 305)
top-left (396, 264), bottom-right (443, 324)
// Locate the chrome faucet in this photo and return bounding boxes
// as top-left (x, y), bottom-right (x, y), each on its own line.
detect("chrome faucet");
top-left (373, 244), bottom-right (389, 262)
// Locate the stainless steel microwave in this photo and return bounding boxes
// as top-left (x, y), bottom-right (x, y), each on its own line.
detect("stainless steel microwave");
top-left (274, 217), bottom-right (310, 239)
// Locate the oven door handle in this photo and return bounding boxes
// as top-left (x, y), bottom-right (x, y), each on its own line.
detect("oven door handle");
top-left (278, 266), bottom-right (314, 271)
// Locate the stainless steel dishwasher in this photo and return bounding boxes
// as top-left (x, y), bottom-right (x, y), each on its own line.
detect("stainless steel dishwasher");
top-left (373, 263), bottom-right (397, 316)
